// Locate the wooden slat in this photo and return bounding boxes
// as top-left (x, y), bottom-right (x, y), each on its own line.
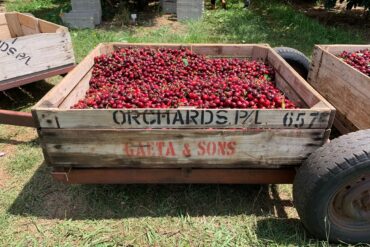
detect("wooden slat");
top-left (17, 13), bottom-right (38, 30)
top-left (267, 48), bottom-right (333, 109)
top-left (0, 32), bottom-right (75, 81)
top-left (59, 69), bottom-right (92, 109)
top-left (52, 168), bottom-right (296, 184)
top-left (275, 73), bottom-right (306, 108)
top-left (0, 64), bottom-right (75, 91)
top-left (40, 128), bottom-right (329, 168)
top-left (0, 25), bottom-right (12, 40)
top-left (5, 13), bottom-right (23, 37)
top-left (323, 44), bottom-right (370, 56)
top-left (38, 19), bottom-right (62, 33)
top-left (309, 45), bottom-right (370, 131)
top-left (21, 25), bottom-right (37, 35)
top-left (34, 108), bottom-right (332, 129)
top-left (191, 44), bottom-right (256, 57)
top-left (110, 43), bottom-right (268, 58)
top-left (0, 14), bottom-right (7, 25)
top-left (34, 44), bottom-right (100, 108)
top-left (251, 45), bottom-right (269, 62)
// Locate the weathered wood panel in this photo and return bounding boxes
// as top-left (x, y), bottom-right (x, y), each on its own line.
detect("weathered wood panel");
top-left (308, 45), bottom-right (370, 132)
top-left (39, 128), bottom-right (329, 168)
top-left (34, 108), bottom-right (332, 129)
top-left (59, 69), bottom-right (93, 109)
top-left (0, 32), bottom-right (74, 81)
top-left (34, 44), bottom-right (101, 108)
top-left (0, 25), bottom-right (11, 40)
top-left (4, 13), bottom-right (23, 37)
top-left (267, 49), bottom-right (328, 108)
top-left (0, 14), bottom-right (11, 40)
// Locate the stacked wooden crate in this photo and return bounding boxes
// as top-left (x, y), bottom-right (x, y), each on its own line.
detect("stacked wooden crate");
top-left (0, 12), bottom-right (75, 91)
top-left (177, 0), bottom-right (204, 20)
top-left (61, 0), bottom-right (102, 28)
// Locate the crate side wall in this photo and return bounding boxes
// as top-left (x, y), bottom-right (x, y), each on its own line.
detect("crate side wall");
top-left (308, 45), bottom-right (370, 131)
top-left (39, 128), bottom-right (330, 168)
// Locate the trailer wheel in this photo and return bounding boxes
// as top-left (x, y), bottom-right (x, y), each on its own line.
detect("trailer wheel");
top-left (293, 129), bottom-right (370, 243)
top-left (274, 47), bottom-right (310, 80)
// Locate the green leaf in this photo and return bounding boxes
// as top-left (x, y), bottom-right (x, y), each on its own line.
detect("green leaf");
top-left (182, 58), bottom-right (189, 66)
top-left (263, 74), bottom-right (271, 81)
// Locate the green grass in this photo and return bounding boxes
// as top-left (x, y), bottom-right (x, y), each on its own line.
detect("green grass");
top-left (0, 0), bottom-right (368, 246)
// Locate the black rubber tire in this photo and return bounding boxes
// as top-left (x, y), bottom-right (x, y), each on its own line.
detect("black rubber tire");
top-left (293, 129), bottom-right (370, 243)
top-left (274, 47), bottom-right (310, 80)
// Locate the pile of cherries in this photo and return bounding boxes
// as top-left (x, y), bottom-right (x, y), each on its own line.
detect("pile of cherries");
top-left (338, 49), bottom-right (370, 77)
top-left (72, 47), bottom-right (296, 109)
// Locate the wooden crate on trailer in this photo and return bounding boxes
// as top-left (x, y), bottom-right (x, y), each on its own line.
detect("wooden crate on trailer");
top-left (32, 43), bottom-right (335, 169)
top-left (0, 12), bottom-right (75, 91)
top-left (308, 44), bottom-right (370, 133)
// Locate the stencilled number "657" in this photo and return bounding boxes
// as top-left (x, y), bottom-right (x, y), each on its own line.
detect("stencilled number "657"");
top-left (283, 112), bottom-right (330, 128)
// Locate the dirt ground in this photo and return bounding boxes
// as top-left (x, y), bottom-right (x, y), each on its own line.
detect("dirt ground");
top-left (290, 0), bottom-right (370, 41)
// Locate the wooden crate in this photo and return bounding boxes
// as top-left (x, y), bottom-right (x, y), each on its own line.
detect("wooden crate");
top-left (308, 44), bottom-right (370, 133)
top-left (32, 43), bottom-right (335, 169)
top-left (0, 12), bottom-right (75, 91)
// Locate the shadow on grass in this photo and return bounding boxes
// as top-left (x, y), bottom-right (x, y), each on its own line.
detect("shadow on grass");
top-left (0, 80), bottom-right (55, 111)
top-left (8, 163), bottom-right (295, 218)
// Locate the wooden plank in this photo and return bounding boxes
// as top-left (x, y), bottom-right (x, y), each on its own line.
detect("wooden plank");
top-left (191, 44), bottom-right (256, 57)
top-left (52, 168), bottom-right (296, 184)
top-left (309, 45), bottom-right (370, 130)
top-left (275, 73), bottom-right (306, 108)
top-left (0, 25), bottom-right (12, 40)
top-left (307, 45), bottom-right (323, 85)
top-left (5, 13), bottom-right (23, 37)
top-left (40, 128), bottom-right (329, 168)
top-left (0, 64), bottom-right (75, 91)
top-left (267, 48), bottom-right (333, 109)
top-left (322, 44), bottom-right (370, 56)
top-left (17, 13), bottom-right (39, 30)
top-left (59, 69), bottom-right (92, 109)
top-left (21, 25), bottom-right (37, 35)
top-left (0, 14), bottom-right (7, 25)
top-left (33, 44), bottom-right (101, 108)
top-left (251, 45), bottom-right (269, 62)
top-left (0, 32), bottom-right (75, 81)
top-left (111, 43), bottom-right (266, 58)
top-left (38, 19), bottom-right (62, 33)
top-left (112, 43), bottom-right (190, 52)
top-left (322, 49), bottom-right (370, 97)
top-left (34, 108), bottom-right (332, 129)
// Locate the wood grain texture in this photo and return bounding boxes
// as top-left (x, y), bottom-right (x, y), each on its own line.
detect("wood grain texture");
top-left (39, 128), bottom-right (329, 168)
top-left (323, 44), bottom-right (370, 56)
top-left (34, 44), bottom-right (101, 108)
top-left (17, 13), bottom-right (39, 31)
top-left (267, 48), bottom-right (332, 108)
top-left (0, 64), bottom-right (75, 91)
top-left (59, 69), bottom-right (93, 109)
top-left (4, 13), bottom-right (23, 37)
top-left (0, 32), bottom-right (74, 81)
top-left (0, 14), bottom-right (7, 25)
top-left (34, 108), bottom-right (333, 129)
top-left (308, 44), bottom-right (370, 131)
top-left (0, 25), bottom-right (11, 40)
